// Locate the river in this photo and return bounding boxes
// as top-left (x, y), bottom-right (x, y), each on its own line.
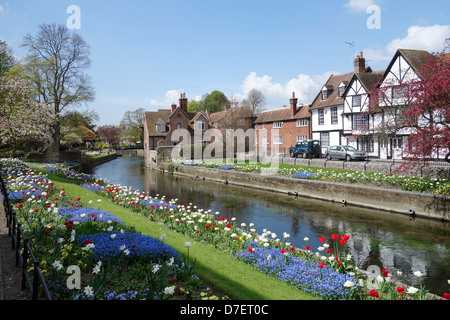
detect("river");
top-left (88, 155), bottom-right (450, 296)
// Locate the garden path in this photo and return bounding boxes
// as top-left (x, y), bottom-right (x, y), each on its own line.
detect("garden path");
top-left (0, 193), bottom-right (27, 300)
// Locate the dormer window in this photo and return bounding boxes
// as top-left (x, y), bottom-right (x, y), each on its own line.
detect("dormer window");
top-left (338, 86), bottom-right (345, 97)
top-left (156, 119), bottom-right (166, 132)
top-left (156, 123), bottom-right (166, 132)
top-left (197, 121), bottom-right (205, 131)
top-left (321, 90), bottom-right (328, 100)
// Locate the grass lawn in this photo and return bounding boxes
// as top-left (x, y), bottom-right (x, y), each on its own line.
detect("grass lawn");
top-left (36, 166), bottom-right (319, 300)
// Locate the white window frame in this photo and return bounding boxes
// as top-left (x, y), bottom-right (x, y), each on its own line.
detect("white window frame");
top-left (318, 109), bottom-right (324, 125)
top-left (320, 132), bottom-right (330, 147)
top-left (273, 136), bottom-right (283, 144)
top-left (197, 121), bottom-right (205, 131)
top-left (156, 123), bottom-right (166, 132)
top-left (331, 107), bottom-right (338, 125)
top-left (352, 95), bottom-right (362, 108)
top-left (297, 135), bottom-right (307, 142)
top-left (296, 119), bottom-right (308, 127)
top-left (273, 121), bottom-right (282, 128)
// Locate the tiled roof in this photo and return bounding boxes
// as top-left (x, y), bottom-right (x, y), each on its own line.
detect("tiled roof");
top-left (310, 71), bottom-right (354, 110)
top-left (254, 105), bottom-right (310, 124)
top-left (210, 107), bottom-right (255, 124)
top-left (144, 109), bottom-right (172, 136)
top-left (398, 49), bottom-right (433, 73)
top-left (354, 70), bottom-right (385, 93)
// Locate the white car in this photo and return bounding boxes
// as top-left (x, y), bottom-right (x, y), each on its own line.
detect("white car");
top-left (326, 145), bottom-right (367, 161)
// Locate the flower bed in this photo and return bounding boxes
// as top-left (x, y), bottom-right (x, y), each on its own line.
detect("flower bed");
top-left (188, 160), bottom-right (450, 195)
top-left (0, 159), bottom-right (225, 300)
top-left (2, 159), bottom-right (447, 300)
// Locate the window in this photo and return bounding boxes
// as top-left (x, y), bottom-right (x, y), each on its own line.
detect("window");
top-left (156, 124), bottom-right (166, 132)
top-left (237, 119), bottom-right (245, 126)
top-left (296, 119), bottom-right (308, 127)
top-left (273, 121), bottom-right (282, 128)
top-left (177, 123), bottom-right (181, 130)
top-left (255, 124), bottom-right (258, 130)
top-left (359, 138), bottom-right (374, 152)
top-left (331, 107), bottom-right (338, 124)
top-left (318, 109), bottom-right (324, 125)
top-left (273, 136), bottom-right (283, 144)
top-left (320, 132), bottom-right (329, 147)
top-left (392, 85), bottom-right (407, 99)
top-left (297, 135), bottom-right (307, 142)
top-left (352, 114), bottom-right (369, 130)
top-left (321, 90), bottom-right (328, 100)
top-left (352, 95), bottom-right (362, 108)
top-left (197, 122), bottom-right (205, 131)
top-left (338, 86), bottom-right (345, 97)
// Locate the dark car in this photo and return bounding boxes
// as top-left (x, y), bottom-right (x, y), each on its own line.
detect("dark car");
top-left (289, 140), bottom-right (322, 158)
top-left (325, 145), bottom-right (367, 161)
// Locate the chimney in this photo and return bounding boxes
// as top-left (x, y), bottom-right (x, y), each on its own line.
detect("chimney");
top-left (171, 104), bottom-right (177, 112)
top-left (179, 92), bottom-right (188, 112)
top-left (354, 51), bottom-right (366, 73)
top-left (290, 92), bottom-right (298, 116)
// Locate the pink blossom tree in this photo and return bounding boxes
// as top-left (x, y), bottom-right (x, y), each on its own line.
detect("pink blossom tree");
top-left (367, 48), bottom-right (450, 169)
top-left (0, 76), bottom-right (56, 157)
top-left (402, 51), bottom-right (450, 164)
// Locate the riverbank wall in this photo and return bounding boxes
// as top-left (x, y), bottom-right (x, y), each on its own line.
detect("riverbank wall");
top-left (155, 162), bottom-right (449, 222)
top-left (80, 153), bottom-right (118, 171)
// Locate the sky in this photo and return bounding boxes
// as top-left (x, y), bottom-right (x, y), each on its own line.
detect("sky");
top-left (0, 0), bottom-right (449, 126)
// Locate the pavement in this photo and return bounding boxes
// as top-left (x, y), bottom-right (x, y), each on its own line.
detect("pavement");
top-left (0, 194), bottom-right (7, 300)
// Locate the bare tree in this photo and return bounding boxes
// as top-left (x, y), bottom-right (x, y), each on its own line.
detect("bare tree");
top-left (241, 88), bottom-right (266, 114)
top-left (21, 23), bottom-right (95, 161)
top-left (120, 107), bottom-right (146, 144)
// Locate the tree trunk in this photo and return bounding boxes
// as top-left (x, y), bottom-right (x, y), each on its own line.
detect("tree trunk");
top-left (45, 119), bottom-right (60, 162)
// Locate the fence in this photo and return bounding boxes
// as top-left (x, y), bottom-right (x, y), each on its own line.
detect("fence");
top-left (0, 173), bottom-right (52, 300)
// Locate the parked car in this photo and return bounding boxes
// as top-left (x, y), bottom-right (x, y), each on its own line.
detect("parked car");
top-left (325, 145), bottom-right (367, 161)
top-left (289, 140), bottom-right (322, 158)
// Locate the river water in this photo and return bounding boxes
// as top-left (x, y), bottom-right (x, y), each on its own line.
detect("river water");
top-left (88, 156), bottom-right (450, 296)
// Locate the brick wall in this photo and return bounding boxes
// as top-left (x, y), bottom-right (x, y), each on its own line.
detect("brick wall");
top-left (257, 119), bottom-right (310, 154)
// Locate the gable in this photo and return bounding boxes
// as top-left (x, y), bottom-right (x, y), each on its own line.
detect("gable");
top-left (380, 49), bottom-right (432, 88)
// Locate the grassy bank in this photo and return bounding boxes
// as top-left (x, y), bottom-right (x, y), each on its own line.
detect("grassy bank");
top-left (31, 164), bottom-right (318, 300)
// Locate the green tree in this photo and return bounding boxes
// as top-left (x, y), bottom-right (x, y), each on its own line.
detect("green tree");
top-left (21, 23), bottom-right (95, 161)
top-left (61, 109), bottom-right (99, 131)
top-left (187, 99), bottom-right (203, 112)
top-left (0, 40), bottom-right (15, 78)
top-left (203, 91), bottom-right (230, 112)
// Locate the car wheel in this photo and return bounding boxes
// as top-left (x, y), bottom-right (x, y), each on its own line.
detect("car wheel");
top-left (326, 154), bottom-right (331, 160)
top-left (302, 151), bottom-right (307, 158)
top-left (290, 150), bottom-right (295, 158)
top-left (346, 154), bottom-right (351, 161)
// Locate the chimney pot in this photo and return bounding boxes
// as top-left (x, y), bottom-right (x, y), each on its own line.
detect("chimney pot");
top-left (179, 92), bottom-right (188, 112)
top-left (354, 51), bottom-right (366, 73)
top-left (290, 93), bottom-right (298, 116)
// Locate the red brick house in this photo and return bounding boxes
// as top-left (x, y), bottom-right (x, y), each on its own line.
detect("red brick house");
top-left (254, 93), bottom-right (311, 155)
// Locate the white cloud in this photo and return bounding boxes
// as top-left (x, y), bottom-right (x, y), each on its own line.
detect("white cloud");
top-left (237, 71), bottom-right (334, 109)
top-left (362, 24), bottom-right (450, 64)
top-left (385, 25), bottom-right (450, 54)
top-left (0, 4), bottom-right (4, 13)
top-left (362, 48), bottom-right (391, 63)
top-left (344, 0), bottom-right (378, 13)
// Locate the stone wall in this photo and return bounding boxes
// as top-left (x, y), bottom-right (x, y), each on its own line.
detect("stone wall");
top-left (159, 163), bottom-right (449, 221)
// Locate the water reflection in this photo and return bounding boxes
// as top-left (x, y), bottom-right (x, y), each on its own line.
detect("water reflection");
top-left (89, 156), bottom-right (450, 296)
